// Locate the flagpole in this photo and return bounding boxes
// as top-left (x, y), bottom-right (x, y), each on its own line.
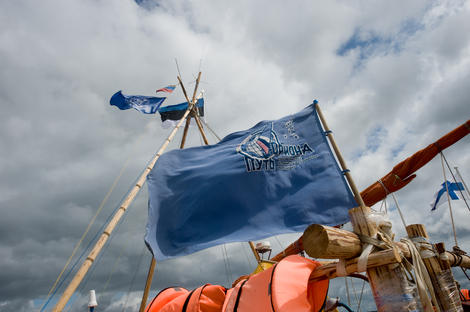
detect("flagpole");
top-left (52, 94), bottom-right (195, 312)
top-left (138, 73), bottom-right (204, 312)
top-left (314, 101), bottom-right (365, 207)
top-left (440, 153), bottom-right (459, 247)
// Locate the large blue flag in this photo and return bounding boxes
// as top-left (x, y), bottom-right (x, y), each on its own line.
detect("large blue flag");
top-left (110, 91), bottom-right (166, 114)
top-left (145, 102), bottom-right (357, 260)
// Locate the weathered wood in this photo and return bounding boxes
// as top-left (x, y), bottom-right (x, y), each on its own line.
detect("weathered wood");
top-left (350, 206), bottom-right (418, 311)
top-left (248, 241), bottom-right (261, 263)
top-left (139, 257), bottom-right (156, 312)
top-left (315, 102), bottom-right (365, 206)
top-left (407, 224), bottom-right (463, 312)
top-left (303, 224), bottom-right (362, 259)
top-left (309, 248), bottom-right (401, 281)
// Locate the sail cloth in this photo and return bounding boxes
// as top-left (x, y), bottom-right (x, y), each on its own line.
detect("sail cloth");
top-left (158, 98), bottom-right (204, 128)
top-left (110, 91), bottom-right (166, 114)
top-left (360, 120), bottom-right (470, 207)
top-left (145, 103), bottom-right (357, 260)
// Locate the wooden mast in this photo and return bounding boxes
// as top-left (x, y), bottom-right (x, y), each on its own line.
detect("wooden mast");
top-left (314, 101), bottom-right (418, 311)
top-left (138, 72), bottom-right (204, 312)
top-left (52, 80), bottom-right (199, 312)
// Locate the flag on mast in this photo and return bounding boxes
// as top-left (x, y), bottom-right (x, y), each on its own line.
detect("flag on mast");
top-left (430, 180), bottom-right (468, 211)
top-left (110, 91), bottom-right (166, 114)
top-left (158, 98), bottom-right (204, 128)
top-left (145, 103), bottom-right (357, 260)
top-left (156, 85), bottom-right (176, 93)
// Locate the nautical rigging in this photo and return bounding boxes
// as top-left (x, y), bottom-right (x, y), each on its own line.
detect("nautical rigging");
top-left (43, 71), bottom-right (470, 312)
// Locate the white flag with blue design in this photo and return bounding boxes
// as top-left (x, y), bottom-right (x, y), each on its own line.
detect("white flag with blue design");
top-left (430, 180), bottom-right (468, 211)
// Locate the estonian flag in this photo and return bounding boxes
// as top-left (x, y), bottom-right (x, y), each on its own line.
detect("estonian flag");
top-left (158, 98), bottom-right (204, 128)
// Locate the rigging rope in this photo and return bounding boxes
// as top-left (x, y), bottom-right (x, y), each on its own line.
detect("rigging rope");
top-left (40, 159), bottom-right (131, 312)
top-left (440, 152), bottom-right (459, 247)
top-left (66, 189), bottom-right (136, 312)
top-left (356, 279), bottom-right (366, 312)
top-left (122, 245), bottom-right (147, 312)
top-left (200, 118), bottom-right (222, 142)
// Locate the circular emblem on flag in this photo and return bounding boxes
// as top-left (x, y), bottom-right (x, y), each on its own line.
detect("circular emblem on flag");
top-left (237, 126), bottom-right (281, 160)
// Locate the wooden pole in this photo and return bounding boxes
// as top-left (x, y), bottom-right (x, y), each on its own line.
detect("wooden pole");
top-left (138, 73), bottom-right (204, 312)
top-left (139, 257), bottom-right (156, 312)
top-left (303, 224), bottom-right (362, 259)
top-left (248, 241), bottom-right (261, 263)
top-left (350, 206), bottom-right (419, 311)
top-left (407, 224), bottom-right (463, 311)
top-left (314, 101), bottom-right (365, 207)
top-left (193, 114), bottom-right (209, 145)
top-left (309, 248), bottom-right (401, 282)
top-left (52, 97), bottom-right (194, 312)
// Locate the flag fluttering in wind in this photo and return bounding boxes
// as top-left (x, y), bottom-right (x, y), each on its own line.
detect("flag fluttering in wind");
top-left (158, 98), bottom-right (204, 128)
top-left (430, 180), bottom-right (468, 211)
top-left (110, 91), bottom-right (166, 114)
top-left (145, 103), bottom-right (357, 260)
top-left (156, 85), bottom-right (176, 93)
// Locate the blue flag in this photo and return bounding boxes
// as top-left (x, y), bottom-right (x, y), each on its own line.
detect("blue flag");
top-left (145, 103), bottom-right (357, 260)
top-left (110, 91), bottom-right (166, 114)
top-left (430, 180), bottom-right (466, 211)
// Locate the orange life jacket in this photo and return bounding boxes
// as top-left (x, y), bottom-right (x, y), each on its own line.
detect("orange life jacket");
top-left (223, 255), bottom-right (329, 312)
top-left (146, 287), bottom-right (189, 312)
top-left (146, 284), bottom-right (226, 312)
top-left (461, 288), bottom-right (470, 301)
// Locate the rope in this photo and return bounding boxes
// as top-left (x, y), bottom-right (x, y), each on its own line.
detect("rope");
top-left (454, 166), bottom-right (470, 213)
top-left (200, 118), bottom-right (222, 142)
top-left (440, 152), bottom-right (459, 247)
top-left (122, 245), bottom-right (147, 312)
top-left (401, 238), bottom-right (440, 312)
top-left (40, 158), bottom-right (131, 312)
top-left (356, 279), bottom-right (365, 312)
top-left (221, 245), bottom-right (231, 286)
top-left (377, 179), bottom-right (407, 231)
top-left (66, 186), bottom-right (137, 312)
top-left (344, 276), bottom-right (351, 306)
top-left (223, 244), bottom-right (233, 284)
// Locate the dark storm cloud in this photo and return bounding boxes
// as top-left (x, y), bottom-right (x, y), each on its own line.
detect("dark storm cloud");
top-left (1, 1), bottom-right (469, 311)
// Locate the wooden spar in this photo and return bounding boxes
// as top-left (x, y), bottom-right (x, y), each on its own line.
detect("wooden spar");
top-left (314, 102), bottom-right (365, 207)
top-left (177, 72), bottom-right (209, 145)
top-left (138, 73), bottom-right (204, 312)
top-left (309, 248), bottom-right (401, 282)
top-left (139, 257), bottom-right (156, 312)
top-left (249, 241), bottom-right (262, 263)
top-left (315, 101), bottom-right (417, 310)
top-left (349, 206), bottom-right (419, 311)
top-left (52, 87), bottom-right (197, 312)
top-left (270, 120), bottom-right (470, 263)
top-left (302, 223), bottom-right (470, 269)
top-left (407, 224), bottom-right (463, 311)
top-left (303, 224), bottom-right (362, 259)
top-left (180, 117), bottom-right (191, 148)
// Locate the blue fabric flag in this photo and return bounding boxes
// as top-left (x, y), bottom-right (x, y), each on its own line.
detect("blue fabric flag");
top-left (430, 180), bottom-right (465, 211)
top-left (145, 103), bottom-right (357, 260)
top-left (110, 90), bottom-right (166, 114)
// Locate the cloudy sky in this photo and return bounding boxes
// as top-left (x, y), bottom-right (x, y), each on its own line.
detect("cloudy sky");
top-left (1, 0), bottom-right (470, 311)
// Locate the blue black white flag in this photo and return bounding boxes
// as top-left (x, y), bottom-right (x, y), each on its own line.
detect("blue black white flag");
top-left (145, 102), bottom-right (357, 260)
top-left (158, 98), bottom-right (204, 128)
top-left (110, 91), bottom-right (166, 114)
top-left (430, 180), bottom-right (467, 211)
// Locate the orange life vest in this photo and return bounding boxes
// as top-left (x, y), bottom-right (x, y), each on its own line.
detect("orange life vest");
top-left (223, 255), bottom-right (329, 312)
top-left (146, 284), bottom-right (226, 312)
top-left (461, 289), bottom-right (470, 301)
